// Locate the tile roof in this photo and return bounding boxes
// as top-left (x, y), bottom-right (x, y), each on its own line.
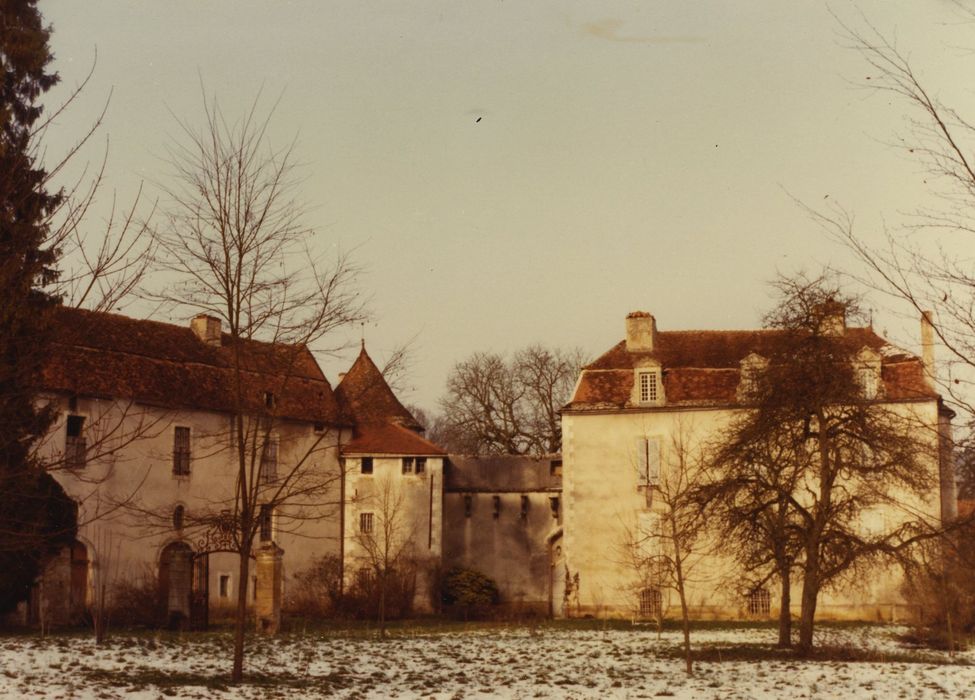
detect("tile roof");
top-left (335, 346), bottom-right (423, 430)
top-left (334, 344), bottom-right (448, 456)
top-left (566, 326), bottom-right (936, 411)
top-left (444, 454), bottom-right (561, 492)
top-left (341, 422), bottom-right (446, 456)
top-left (40, 306), bottom-right (343, 424)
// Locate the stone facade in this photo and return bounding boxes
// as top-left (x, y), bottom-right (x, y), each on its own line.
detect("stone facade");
top-left (560, 310), bottom-right (956, 621)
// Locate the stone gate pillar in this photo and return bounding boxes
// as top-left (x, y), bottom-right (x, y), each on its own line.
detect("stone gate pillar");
top-left (255, 544), bottom-right (283, 634)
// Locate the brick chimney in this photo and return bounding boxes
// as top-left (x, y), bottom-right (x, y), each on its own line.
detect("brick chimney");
top-left (191, 314), bottom-right (222, 346)
top-left (921, 310), bottom-right (935, 385)
top-left (626, 311), bottom-right (656, 353)
top-left (813, 301), bottom-right (845, 336)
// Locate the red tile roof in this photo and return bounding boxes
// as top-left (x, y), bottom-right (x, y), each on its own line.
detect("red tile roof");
top-left (567, 326), bottom-right (936, 411)
top-left (341, 421), bottom-right (446, 456)
top-left (335, 346), bottom-right (423, 430)
top-left (41, 307), bottom-right (343, 424)
top-left (334, 345), bottom-right (448, 455)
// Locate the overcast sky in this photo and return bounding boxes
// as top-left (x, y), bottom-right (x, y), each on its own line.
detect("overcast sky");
top-left (42, 0), bottom-right (974, 413)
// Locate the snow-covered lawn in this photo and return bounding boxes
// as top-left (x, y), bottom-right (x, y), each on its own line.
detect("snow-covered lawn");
top-left (0, 623), bottom-right (972, 699)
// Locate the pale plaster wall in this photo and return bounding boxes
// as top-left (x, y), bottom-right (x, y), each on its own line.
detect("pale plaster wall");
top-left (36, 393), bottom-right (346, 617)
top-left (343, 455), bottom-right (444, 613)
top-left (441, 490), bottom-right (561, 614)
top-left (562, 400), bottom-right (945, 620)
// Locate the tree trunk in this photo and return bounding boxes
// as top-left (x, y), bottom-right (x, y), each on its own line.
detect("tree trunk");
top-left (797, 569), bottom-right (819, 655)
top-left (231, 543), bottom-right (251, 683)
top-left (379, 572), bottom-right (387, 639)
top-left (777, 559), bottom-right (792, 649)
top-left (670, 518), bottom-right (693, 675)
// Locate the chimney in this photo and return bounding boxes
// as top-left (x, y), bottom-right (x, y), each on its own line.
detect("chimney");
top-left (813, 300), bottom-right (845, 336)
top-left (921, 310), bottom-right (935, 384)
top-left (191, 314), bottom-right (222, 346)
top-left (626, 311), bottom-right (656, 353)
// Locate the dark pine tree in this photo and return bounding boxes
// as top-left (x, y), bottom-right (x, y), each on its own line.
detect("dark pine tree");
top-left (0, 0), bottom-right (78, 614)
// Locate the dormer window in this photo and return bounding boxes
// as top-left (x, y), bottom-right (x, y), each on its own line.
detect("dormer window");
top-left (638, 370), bottom-right (660, 404)
top-left (855, 347), bottom-right (883, 401)
top-left (858, 367), bottom-right (879, 400)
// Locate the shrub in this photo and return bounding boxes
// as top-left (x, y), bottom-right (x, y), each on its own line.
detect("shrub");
top-left (441, 566), bottom-right (499, 619)
top-left (285, 555), bottom-right (343, 619)
top-left (109, 566), bottom-right (160, 628)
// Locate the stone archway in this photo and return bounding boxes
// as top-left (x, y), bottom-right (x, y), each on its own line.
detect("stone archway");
top-left (159, 541), bottom-right (194, 628)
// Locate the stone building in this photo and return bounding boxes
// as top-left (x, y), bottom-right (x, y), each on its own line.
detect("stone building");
top-left (335, 346), bottom-right (446, 613)
top-left (560, 309), bottom-right (956, 620)
top-left (442, 454), bottom-right (562, 615)
top-left (22, 307), bottom-right (440, 627)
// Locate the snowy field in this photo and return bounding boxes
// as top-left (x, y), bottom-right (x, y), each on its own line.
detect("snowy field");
top-left (0, 623), bottom-right (973, 699)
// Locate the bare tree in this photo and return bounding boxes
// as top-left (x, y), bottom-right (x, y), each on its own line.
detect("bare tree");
top-left (698, 421), bottom-right (805, 649)
top-left (708, 274), bottom-right (943, 655)
top-left (620, 422), bottom-right (708, 675)
top-left (351, 474), bottom-right (416, 638)
top-left (815, 13), bottom-right (975, 420)
top-left (438, 345), bottom-right (586, 455)
top-left (148, 90), bottom-right (365, 683)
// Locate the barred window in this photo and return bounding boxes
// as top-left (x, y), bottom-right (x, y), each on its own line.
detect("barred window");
top-left (360, 512), bottom-right (374, 534)
top-left (415, 457), bottom-right (427, 474)
top-left (260, 438), bottom-right (278, 483)
top-left (747, 588), bottom-right (770, 615)
top-left (402, 457), bottom-right (414, 474)
top-left (173, 426), bottom-right (191, 476)
top-left (639, 587), bottom-right (662, 617)
top-left (65, 415), bottom-right (86, 469)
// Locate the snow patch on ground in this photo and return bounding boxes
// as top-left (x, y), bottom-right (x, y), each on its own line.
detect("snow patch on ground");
top-left (0, 624), bottom-right (972, 699)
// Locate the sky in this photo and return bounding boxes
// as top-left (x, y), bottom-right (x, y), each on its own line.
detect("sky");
top-left (40, 0), bottom-right (975, 414)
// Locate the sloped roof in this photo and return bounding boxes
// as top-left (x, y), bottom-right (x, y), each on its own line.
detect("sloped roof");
top-left (341, 422), bottom-right (446, 456)
top-left (334, 344), bottom-right (447, 456)
top-left (444, 454), bottom-right (562, 492)
top-left (567, 326), bottom-right (936, 411)
top-left (335, 346), bottom-right (423, 430)
top-left (40, 306), bottom-right (343, 424)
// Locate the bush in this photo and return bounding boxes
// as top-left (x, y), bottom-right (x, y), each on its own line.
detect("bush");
top-left (441, 566), bottom-right (499, 619)
top-left (901, 530), bottom-right (975, 652)
top-left (339, 565), bottom-right (417, 620)
top-left (285, 555), bottom-right (343, 619)
top-left (109, 566), bottom-right (160, 628)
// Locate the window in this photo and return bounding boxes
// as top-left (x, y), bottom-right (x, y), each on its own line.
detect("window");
top-left (639, 371), bottom-right (659, 403)
top-left (550, 459), bottom-right (562, 477)
top-left (492, 495), bottom-right (501, 519)
top-left (747, 588), bottom-right (770, 616)
top-left (219, 574), bottom-right (231, 598)
top-left (65, 415), bottom-right (86, 469)
top-left (858, 368), bottom-right (879, 400)
top-left (260, 438), bottom-right (278, 483)
top-left (463, 494), bottom-right (472, 518)
top-left (259, 505), bottom-right (273, 542)
top-left (636, 437), bottom-right (661, 485)
top-left (415, 457), bottom-right (427, 474)
top-left (402, 457), bottom-right (414, 474)
top-left (172, 505), bottom-right (185, 531)
top-left (173, 426), bottom-right (191, 476)
top-left (549, 496), bottom-right (560, 519)
top-left (359, 511), bottom-right (374, 534)
top-left (520, 495), bottom-right (530, 519)
top-left (263, 391), bottom-right (275, 409)
top-left (639, 587), bottom-right (662, 617)
top-left (361, 457), bottom-right (373, 475)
